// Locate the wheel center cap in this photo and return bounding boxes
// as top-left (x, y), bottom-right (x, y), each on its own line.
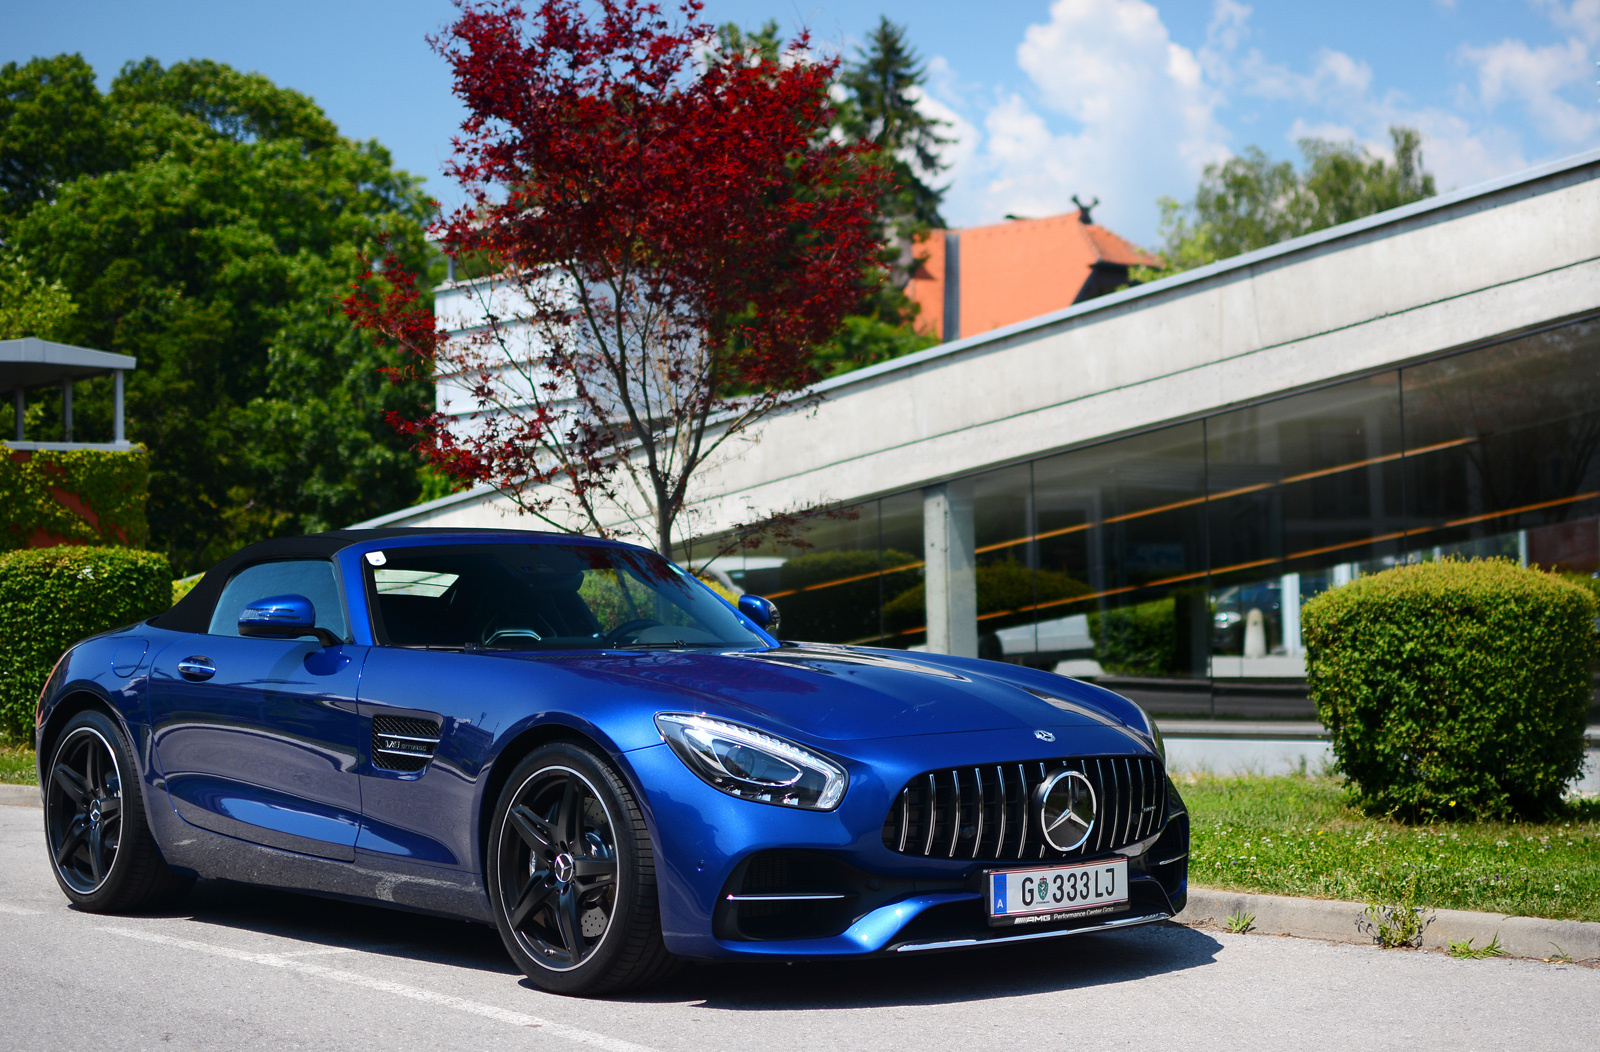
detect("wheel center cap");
top-left (88, 800), bottom-right (101, 824)
top-left (553, 853), bottom-right (575, 884)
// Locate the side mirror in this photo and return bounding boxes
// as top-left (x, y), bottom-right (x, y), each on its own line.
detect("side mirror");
top-left (239, 594), bottom-right (340, 647)
top-left (737, 595), bottom-right (780, 635)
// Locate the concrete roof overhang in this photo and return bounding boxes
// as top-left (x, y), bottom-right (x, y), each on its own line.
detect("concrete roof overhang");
top-left (0, 337), bottom-right (137, 389)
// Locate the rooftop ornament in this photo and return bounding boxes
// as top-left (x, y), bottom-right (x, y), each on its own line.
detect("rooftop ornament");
top-left (1, 337), bottom-right (137, 450)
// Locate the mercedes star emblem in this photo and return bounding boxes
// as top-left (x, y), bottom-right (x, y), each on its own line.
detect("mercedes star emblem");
top-left (1034, 729), bottom-right (1055, 742)
top-left (1035, 769), bottom-right (1097, 852)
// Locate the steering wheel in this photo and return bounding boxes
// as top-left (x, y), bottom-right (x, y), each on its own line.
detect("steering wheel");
top-left (602, 619), bottom-right (663, 647)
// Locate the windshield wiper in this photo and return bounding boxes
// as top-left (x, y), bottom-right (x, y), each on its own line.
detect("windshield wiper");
top-left (614, 640), bottom-right (725, 650)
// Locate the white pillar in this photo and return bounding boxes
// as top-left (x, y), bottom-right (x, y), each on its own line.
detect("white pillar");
top-left (62, 379), bottom-right (73, 442)
top-left (12, 389), bottom-right (22, 442)
top-left (113, 370), bottom-right (125, 444)
top-left (1281, 572), bottom-right (1302, 656)
top-left (923, 481), bottom-right (978, 657)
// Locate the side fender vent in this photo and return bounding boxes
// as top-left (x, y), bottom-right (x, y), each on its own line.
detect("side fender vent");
top-left (372, 714), bottom-right (443, 772)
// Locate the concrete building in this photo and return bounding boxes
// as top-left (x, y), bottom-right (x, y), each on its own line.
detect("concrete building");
top-left (360, 148), bottom-right (1600, 717)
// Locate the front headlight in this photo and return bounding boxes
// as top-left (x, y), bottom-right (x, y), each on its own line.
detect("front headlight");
top-left (654, 713), bottom-right (848, 811)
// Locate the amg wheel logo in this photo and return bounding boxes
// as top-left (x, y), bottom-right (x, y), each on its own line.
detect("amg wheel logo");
top-left (1036, 769), bottom-right (1097, 852)
top-left (1034, 729), bottom-right (1055, 742)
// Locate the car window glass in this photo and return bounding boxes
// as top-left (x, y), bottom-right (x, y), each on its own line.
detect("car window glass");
top-left (366, 544), bottom-right (765, 651)
top-left (208, 559), bottom-right (350, 640)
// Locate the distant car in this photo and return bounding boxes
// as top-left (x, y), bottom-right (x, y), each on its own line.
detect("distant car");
top-left (35, 528), bottom-right (1188, 995)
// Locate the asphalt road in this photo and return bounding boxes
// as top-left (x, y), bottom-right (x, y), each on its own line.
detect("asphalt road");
top-left (1, 802), bottom-right (1595, 1052)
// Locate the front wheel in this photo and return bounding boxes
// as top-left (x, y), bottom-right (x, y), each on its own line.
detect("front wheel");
top-left (43, 709), bottom-right (193, 911)
top-left (486, 742), bottom-right (674, 995)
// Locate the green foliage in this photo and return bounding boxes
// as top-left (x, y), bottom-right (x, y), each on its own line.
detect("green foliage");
top-left (0, 545), bottom-right (170, 742)
top-left (0, 252), bottom-right (77, 339)
top-left (836, 17), bottom-right (951, 241)
top-left (779, 548), bottom-right (920, 643)
top-left (882, 561), bottom-right (1091, 635)
top-left (1186, 773), bottom-right (1600, 922)
top-left (171, 574), bottom-right (201, 605)
top-left (1154, 126), bottom-right (1436, 274)
top-left (5, 55), bottom-right (438, 573)
top-left (810, 311), bottom-right (939, 377)
top-left (0, 743), bottom-right (34, 784)
top-left (1361, 893), bottom-right (1432, 949)
top-left (0, 447), bottom-right (149, 550)
top-left (1447, 934), bottom-right (1506, 959)
top-left (1224, 910), bottom-right (1255, 934)
top-left (1089, 597), bottom-right (1176, 675)
top-left (1302, 558), bottom-right (1595, 822)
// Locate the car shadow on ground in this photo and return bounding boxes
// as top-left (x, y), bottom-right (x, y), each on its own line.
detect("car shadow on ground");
top-left (154, 879), bottom-right (1222, 1005)
top-left (166, 879), bottom-right (520, 975)
top-left (625, 923), bottom-right (1225, 1009)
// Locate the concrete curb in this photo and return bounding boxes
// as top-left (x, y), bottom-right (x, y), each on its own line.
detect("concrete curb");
top-left (0, 783), bottom-right (40, 808)
top-left (1179, 886), bottom-right (1600, 963)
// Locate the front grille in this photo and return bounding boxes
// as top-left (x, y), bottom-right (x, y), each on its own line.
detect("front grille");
top-left (882, 757), bottom-right (1167, 862)
top-left (371, 714), bottom-right (443, 772)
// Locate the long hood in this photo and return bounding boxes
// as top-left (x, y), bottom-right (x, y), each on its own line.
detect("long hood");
top-left (518, 644), bottom-right (1150, 746)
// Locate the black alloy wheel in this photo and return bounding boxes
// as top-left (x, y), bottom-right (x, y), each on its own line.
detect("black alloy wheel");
top-left (487, 742), bottom-right (674, 995)
top-left (43, 709), bottom-right (192, 912)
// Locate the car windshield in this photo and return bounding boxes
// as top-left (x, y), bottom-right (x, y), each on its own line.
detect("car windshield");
top-left (365, 543), bottom-right (768, 652)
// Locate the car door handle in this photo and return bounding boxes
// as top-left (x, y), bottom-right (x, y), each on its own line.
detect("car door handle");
top-left (177, 657), bottom-right (216, 681)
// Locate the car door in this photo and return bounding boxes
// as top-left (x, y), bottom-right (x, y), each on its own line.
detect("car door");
top-left (148, 558), bottom-right (366, 862)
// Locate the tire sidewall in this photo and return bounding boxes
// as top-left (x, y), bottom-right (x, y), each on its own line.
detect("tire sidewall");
top-left (486, 742), bottom-right (650, 995)
top-left (44, 708), bottom-right (146, 910)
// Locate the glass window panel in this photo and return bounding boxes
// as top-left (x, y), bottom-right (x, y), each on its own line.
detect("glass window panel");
top-left (878, 490), bottom-right (927, 649)
top-left (1031, 423), bottom-right (1209, 712)
top-left (1205, 373), bottom-right (1405, 680)
top-left (209, 559), bottom-right (349, 640)
top-left (695, 503), bottom-right (885, 646)
top-left (967, 464), bottom-right (1040, 664)
top-left (1403, 318), bottom-right (1600, 571)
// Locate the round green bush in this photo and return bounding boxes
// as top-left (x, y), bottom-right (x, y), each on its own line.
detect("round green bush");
top-left (0, 546), bottom-right (171, 743)
top-left (1302, 558), bottom-right (1595, 822)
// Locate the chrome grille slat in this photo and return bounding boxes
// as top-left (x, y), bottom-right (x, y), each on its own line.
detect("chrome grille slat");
top-left (882, 755), bottom-right (1165, 863)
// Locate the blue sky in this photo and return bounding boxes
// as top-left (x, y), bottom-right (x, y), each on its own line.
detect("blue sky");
top-left (6, 1), bottom-right (1598, 244)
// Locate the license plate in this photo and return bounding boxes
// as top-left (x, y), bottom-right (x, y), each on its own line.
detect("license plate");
top-left (987, 859), bottom-right (1129, 927)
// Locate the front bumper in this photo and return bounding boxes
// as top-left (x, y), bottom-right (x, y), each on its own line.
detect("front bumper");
top-left (626, 731), bottom-right (1190, 960)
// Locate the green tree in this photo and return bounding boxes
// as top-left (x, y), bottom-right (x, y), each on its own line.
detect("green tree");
top-left (0, 252), bottom-right (76, 339)
top-left (6, 56), bottom-right (436, 572)
top-left (0, 54), bottom-right (115, 230)
top-left (713, 19), bottom-right (942, 377)
top-left (1152, 126), bottom-right (1436, 275)
top-left (837, 17), bottom-right (951, 242)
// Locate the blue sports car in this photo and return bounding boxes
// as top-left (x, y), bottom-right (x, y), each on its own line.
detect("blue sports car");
top-left (35, 528), bottom-right (1188, 995)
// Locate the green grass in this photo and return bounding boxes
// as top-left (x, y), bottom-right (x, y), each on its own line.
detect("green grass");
top-left (0, 744), bottom-right (37, 785)
top-left (1185, 774), bottom-right (1600, 923)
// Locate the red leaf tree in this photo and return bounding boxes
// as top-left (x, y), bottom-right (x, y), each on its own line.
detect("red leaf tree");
top-left (346, 0), bottom-right (886, 554)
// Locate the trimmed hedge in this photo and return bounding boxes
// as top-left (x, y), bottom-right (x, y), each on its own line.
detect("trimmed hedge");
top-left (0, 546), bottom-right (170, 743)
top-left (1302, 558), bottom-right (1595, 822)
top-left (0, 446), bottom-right (150, 551)
top-left (882, 561), bottom-right (1091, 637)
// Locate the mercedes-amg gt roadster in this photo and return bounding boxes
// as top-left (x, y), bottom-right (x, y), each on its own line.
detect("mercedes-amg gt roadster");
top-left (35, 528), bottom-right (1188, 995)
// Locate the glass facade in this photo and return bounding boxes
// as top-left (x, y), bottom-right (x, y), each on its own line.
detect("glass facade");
top-left (694, 316), bottom-right (1600, 717)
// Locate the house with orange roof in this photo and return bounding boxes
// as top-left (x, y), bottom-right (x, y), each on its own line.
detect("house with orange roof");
top-left (905, 201), bottom-right (1160, 341)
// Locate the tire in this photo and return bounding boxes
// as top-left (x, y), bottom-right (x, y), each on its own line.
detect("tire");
top-left (486, 742), bottom-right (675, 996)
top-left (43, 709), bottom-right (194, 912)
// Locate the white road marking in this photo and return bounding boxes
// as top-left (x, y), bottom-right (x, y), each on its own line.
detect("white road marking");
top-left (278, 947), bottom-right (358, 957)
top-left (102, 927), bottom-right (665, 1052)
top-left (0, 904), bottom-right (43, 915)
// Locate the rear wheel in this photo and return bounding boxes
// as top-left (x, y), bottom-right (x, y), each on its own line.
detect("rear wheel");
top-left (486, 742), bottom-right (674, 995)
top-left (43, 709), bottom-right (193, 911)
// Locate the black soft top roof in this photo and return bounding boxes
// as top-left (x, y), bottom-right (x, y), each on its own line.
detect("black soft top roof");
top-left (150, 527), bottom-right (578, 634)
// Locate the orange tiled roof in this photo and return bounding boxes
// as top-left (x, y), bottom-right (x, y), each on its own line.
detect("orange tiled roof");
top-left (905, 210), bottom-right (1159, 341)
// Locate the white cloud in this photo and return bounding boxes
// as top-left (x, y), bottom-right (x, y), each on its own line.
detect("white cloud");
top-left (936, 0), bottom-right (1229, 243)
top-left (926, 0), bottom-right (1588, 243)
top-left (1460, 36), bottom-right (1598, 144)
